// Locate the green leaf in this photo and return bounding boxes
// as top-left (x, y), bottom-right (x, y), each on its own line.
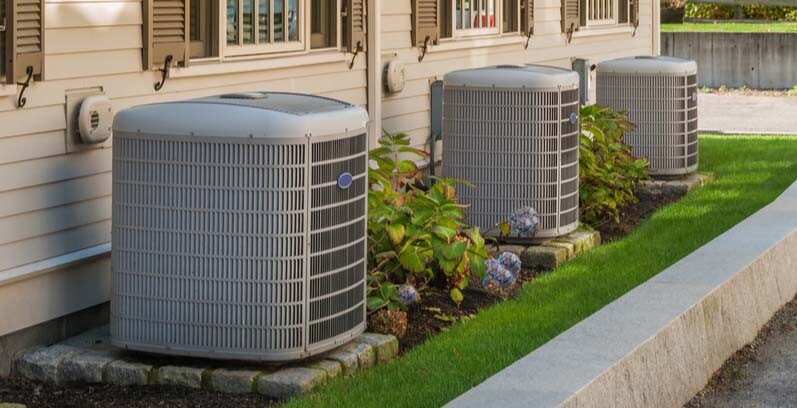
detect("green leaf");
top-left (367, 297), bottom-right (387, 311)
top-left (398, 247), bottom-right (427, 274)
top-left (450, 288), bottom-right (464, 305)
top-left (464, 227), bottom-right (485, 248)
top-left (386, 224), bottom-right (406, 246)
top-left (430, 225), bottom-right (457, 242)
top-left (440, 242), bottom-right (468, 261)
top-left (469, 255), bottom-right (487, 279)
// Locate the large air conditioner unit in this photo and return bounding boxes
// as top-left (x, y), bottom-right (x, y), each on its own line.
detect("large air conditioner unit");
top-left (111, 92), bottom-right (369, 362)
top-left (596, 56), bottom-right (699, 177)
top-left (442, 65), bottom-right (581, 239)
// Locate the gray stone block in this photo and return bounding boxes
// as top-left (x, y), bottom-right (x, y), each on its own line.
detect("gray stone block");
top-left (309, 360), bottom-right (343, 379)
top-left (521, 245), bottom-right (568, 270)
top-left (566, 231), bottom-right (601, 254)
top-left (158, 365), bottom-right (206, 389)
top-left (15, 345), bottom-right (83, 383)
top-left (257, 367), bottom-right (326, 399)
top-left (543, 241), bottom-right (575, 259)
top-left (350, 340), bottom-right (376, 369)
top-left (208, 368), bottom-right (260, 394)
top-left (358, 333), bottom-right (399, 365)
top-left (106, 360), bottom-right (153, 386)
top-left (59, 350), bottom-right (118, 383)
top-left (324, 346), bottom-right (359, 376)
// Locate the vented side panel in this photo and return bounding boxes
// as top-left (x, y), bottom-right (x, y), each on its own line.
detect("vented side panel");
top-left (597, 72), bottom-right (699, 176)
top-left (442, 87), bottom-right (580, 238)
top-left (112, 134), bottom-right (308, 359)
top-left (307, 133), bottom-right (368, 350)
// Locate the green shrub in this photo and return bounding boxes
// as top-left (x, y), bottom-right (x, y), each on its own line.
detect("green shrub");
top-left (685, 3), bottom-right (797, 21)
top-left (579, 105), bottom-right (650, 226)
top-left (367, 130), bottom-right (488, 309)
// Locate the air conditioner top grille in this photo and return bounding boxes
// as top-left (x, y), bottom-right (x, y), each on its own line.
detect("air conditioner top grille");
top-left (113, 92), bottom-right (369, 140)
top-left (444, 64), bottom-right (579, 90)
top-left (596, 56), bottom-right (697, 76)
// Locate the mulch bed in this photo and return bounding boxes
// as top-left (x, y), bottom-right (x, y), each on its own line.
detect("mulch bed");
top-left (0, 377), bottom-right (275, 408)
top-left (0, 185), bottom-right (689, 407)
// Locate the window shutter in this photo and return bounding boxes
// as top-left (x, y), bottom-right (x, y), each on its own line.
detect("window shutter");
top-left (1, 0), bottom-right (6, 80)
top-left (411, 0), bottom-right (440, 48)
top-left (560, 0), bottom-right (579, 35)
top-left (143, 0), bottom-right (189, 70)
top-left (521, 0), bottom-right (534, 36)
top-left (6, 0), bottom-right (45, 84)
top-left (630, 0), bottom-right (639, 27)
top-left (346, 0), bottom-right (367, 52)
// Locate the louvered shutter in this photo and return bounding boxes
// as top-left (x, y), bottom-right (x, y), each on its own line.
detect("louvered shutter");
top-left (411, 0), bottom-right (439, 48)
top-left (630, 0), bottom-right (639, 27)
top-left (521, 0), bottom-right (534, 36)
top-left (618, 0), bottom-right (628, 24)
top-left (143, 0), bottom-right (189, 70)
top-left (561, 0), bottom-right (579, 35)
top-left (6, 0), bottom-right (44, 84)
top-left (346, 0), bottom-right (367, 52)
top-left (1, 0), bottom-right (6, 80)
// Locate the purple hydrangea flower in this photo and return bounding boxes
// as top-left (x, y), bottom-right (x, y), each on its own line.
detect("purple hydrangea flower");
top-left (398, 285), bottom-right (420, 305)
top-left (482, 259), bottom-right (515, 288)
top-left (497, 252), bottom-right (522, 278)
top-left (509, 207), bottom-right (540, 236)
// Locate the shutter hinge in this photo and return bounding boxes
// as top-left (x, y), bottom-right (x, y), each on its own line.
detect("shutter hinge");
top-left (16, 66), bottom-right (34, 109)
top-left (418, 36), bottom-right (431, 63)
top-left (566, 22), bottom-right (575, 44)
top-left (154, 55), bottom-right (174, 91)
top-left (524, 27), bottom-right (534, 49)
top-left (348, 41), bottom-right (363, 70)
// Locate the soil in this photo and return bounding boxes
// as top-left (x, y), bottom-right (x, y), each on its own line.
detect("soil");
top-left (595, 185), bottom-right (687, 243)
top-left (685, 296), bottom-right (797, 407)
top-left (0, 377), bottom-right (275, 408)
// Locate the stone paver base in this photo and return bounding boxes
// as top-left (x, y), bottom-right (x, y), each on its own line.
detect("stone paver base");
top-left (639, 172), bottom-right (715, 195)
top-left (13, 326), bottom-right (397, 399)
top-left (493, 229), bottom-right (601, 271)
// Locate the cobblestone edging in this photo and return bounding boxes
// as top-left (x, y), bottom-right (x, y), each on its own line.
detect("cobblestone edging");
top-left (13, 327), bottom-right (397, 399)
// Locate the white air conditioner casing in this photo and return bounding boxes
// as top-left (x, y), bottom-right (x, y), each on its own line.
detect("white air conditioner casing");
top-left (596, 56), bottom-right (699, 177)
top-left (442, 65), bottom-right (581, 240)
top-left (111, 92), bottom-right (369, 362)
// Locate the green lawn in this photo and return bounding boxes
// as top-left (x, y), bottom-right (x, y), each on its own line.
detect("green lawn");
top-left (286, 136), bottom-right (797, 408)
top-left (662, 22), bottom-right (797, 32)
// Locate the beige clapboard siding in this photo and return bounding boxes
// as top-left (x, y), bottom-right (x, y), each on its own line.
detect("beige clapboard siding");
top-left (0, 173), bottom-right (112, 218)
top-left (0, 131), bottom-right (66, 164)
top-left (0, 196), bottom-right (111, 245)
top-left (0, 221), bottom-right (111, 271)
top-left (0, 148), bottom-right (112, 192)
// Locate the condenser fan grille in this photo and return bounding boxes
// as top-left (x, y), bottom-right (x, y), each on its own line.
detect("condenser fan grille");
top-left (443, 84), bottom-right (580, 239)
top-left (597, 60), bottom-right (699, 176)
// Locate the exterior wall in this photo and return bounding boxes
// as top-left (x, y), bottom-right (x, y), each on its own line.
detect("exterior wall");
top-left (0, 0), bottom-right (657, 339)
top-left (662, 32), bottom-right (797, 89)
top-left (381, 0), bottom-right (658, 158)
top-left (0, 0), bottom-right (367, 338)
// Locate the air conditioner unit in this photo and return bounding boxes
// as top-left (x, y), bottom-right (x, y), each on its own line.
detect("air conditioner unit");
top-left (442, 65), bottom-right (581, 240)
top-left (596, 56), bottom-right (699, 177)
top-left (111, 92), bottom-right (369, 362)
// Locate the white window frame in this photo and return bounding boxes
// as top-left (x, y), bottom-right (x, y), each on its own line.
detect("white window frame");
top-left (582, 0), bottom-right (625, 28)
top-left (451, 0), bottom-right (502, 38)
top-left (224, 0), bottom-right (307, 56)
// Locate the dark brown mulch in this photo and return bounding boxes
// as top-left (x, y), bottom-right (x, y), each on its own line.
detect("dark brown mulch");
top-left (686, 296), bottom-right (797, 407)
top-left (0, 377), bottom-right (275, 408)
top-left (595, 186), bottom-right (687, 242)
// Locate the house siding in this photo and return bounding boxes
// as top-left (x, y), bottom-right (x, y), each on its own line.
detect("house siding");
top-left (0, 0), bottom-right (656, 337)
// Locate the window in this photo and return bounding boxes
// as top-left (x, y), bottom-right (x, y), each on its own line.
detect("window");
top-left (185, 0), bottom-right (348, 61)
top-left (225, 0), bottom-right (303, 55)
top-left (579, 0), bottom-right (633, 28)
top-left (441, 0), bottom-right (520, 39)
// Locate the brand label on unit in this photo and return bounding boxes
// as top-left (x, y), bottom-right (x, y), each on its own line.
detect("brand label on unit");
top-left (337, 172), bottom-right (353, 190)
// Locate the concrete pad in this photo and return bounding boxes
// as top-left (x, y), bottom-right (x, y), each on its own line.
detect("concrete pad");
top-left (447, 181), bottom-right (797, 408)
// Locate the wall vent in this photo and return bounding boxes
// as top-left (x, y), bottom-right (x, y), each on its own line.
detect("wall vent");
top-left (442, 65), bottom-right (581, 240)
top-left (597, 56), bottom-right (699, 176)
top-left (110, 92), bottom-right (369, 362)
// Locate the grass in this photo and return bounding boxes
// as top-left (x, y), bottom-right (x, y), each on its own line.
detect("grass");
top-left (662, 22), bottom-right (797, 33)
top-left (286, 136), bottom-right (797, 408)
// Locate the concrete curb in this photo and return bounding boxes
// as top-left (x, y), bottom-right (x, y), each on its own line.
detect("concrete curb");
top-left (447, 180), bottom-right (797, 408)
